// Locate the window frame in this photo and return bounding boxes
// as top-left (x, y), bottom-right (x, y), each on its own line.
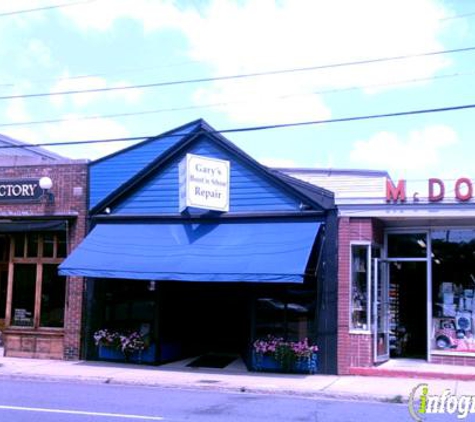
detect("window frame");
top-left (5, 232), bottom-right (67, 331)
top-left (349, 241), bottom-right (372, 334)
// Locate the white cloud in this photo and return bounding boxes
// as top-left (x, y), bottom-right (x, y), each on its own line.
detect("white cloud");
top-left (60, 0), bottom-right (453, 123)
top-left (60, 0), bottom-right (191, 32)
top-left (50, 74), bottom-right (143, 108)
top-left (26, 39), bottom-right (52, 68)
top-left (4, 116), bottom-right (131, 160)
top-left (349, 125), bottom-right (458, 176)
top-left (5, 98), bottom-right (29, 122)
top-left (259, 158), bottom-right (299, 168)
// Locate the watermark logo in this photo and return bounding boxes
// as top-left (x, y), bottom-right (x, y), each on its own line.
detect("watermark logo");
top-left (409, 383), bottom-right (475, 420)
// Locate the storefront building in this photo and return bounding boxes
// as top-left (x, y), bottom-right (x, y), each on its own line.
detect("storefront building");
top-left (0, 134), bottom-right (87, 360)
top-left (59, 120), bottom-right (339, 374)
top-left (283, 168), bottom-right (475, 373)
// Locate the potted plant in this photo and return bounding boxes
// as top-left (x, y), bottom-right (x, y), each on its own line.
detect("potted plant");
top-left (251, 335), bottom-right (318, 374)
top-left (93, 329), bottom-right (153, 363)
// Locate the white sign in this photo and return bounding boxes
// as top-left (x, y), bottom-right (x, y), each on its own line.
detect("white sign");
top-left (179, 153), bottom-right (230, 212)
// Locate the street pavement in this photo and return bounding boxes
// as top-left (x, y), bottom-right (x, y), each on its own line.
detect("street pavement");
top-left (2, 349), bottom-right (475, 404)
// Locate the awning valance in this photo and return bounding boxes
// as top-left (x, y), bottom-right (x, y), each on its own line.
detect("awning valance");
top-left (59, 220), bottom-right (321, 283)
top-left (0, 219), bottom-right (67, 232)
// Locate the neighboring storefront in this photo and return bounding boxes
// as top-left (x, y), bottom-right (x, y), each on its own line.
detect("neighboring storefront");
top-left (0, 134), bottom-right (87, 360)
top-left (59, 120), bottom-right (339, 374)
top-left (283, 168), bottom-right (475, 373)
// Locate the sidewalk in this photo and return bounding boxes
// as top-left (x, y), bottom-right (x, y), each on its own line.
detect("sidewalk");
top-left (2, 351), bottom-right (475, 403)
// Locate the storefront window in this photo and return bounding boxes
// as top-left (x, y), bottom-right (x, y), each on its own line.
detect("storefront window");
top-left (351, 244), bottom-right (370, 331)
top-left (14, 234), bottom-right (24, 258)
top-left (387, 233), bottom-right (427, 258)
top-left (9, 232), bottom-right (68, 329)
top-left (40, 265), bottom-right (66, 328)
top-left (0, 270), bottom-right (7, 319)
top-left (27, 233), bottom-right (39, 258)
top-left (57, 232), bottom-right (67, 258)
top-left (254, 290), bottom-right (316, 342)
top-left (43, 233), bottom-right (55, 258)
top-left (0, 236), bottom-right (8, 320)
top-left (431, 230), bottom-right (475, 354)
top-left (11, 264), bottom-right (36, 327)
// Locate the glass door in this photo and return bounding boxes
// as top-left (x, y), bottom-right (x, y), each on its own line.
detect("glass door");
top-left (373, 258), bottom-right (390, 363)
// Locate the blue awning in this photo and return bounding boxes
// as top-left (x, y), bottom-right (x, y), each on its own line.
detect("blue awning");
top-left (59, 220), bottom-right (321, 283)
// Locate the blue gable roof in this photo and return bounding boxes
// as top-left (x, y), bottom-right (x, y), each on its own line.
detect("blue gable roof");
top-left (89, 119), bottom-right (202, 210)
top-left (114, 136), bottom-right (303, 214)
top-left (90, 120), bottom-right (334, 216)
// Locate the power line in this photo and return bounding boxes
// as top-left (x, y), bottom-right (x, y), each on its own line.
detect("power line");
top-left (0, 59), bottom-right (201, 90)
top-left (1, 101), bottom-right (475, 149)
top-left (1, 45), bottom-right (474, 101)
top-left (441, 11), bottom-right (475, 21)
top-left (2, 69), bottom-right (475, 129)
top-left (0, 0), bottom-right (95, 17)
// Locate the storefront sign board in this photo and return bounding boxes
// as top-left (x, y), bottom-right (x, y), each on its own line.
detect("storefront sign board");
top-left (0, 179), bottom-right (43, 203)
top-left (386, 177), bottom-right (475, 203)
top-left (179, 154), bottom-right (230, 212)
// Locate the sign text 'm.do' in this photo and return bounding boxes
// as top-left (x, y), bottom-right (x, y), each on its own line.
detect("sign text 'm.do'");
top-left (386, 177), bottom-right (475, 203)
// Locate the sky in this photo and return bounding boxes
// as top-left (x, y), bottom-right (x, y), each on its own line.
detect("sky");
top-left (0, 0), bottom-right (474, 185)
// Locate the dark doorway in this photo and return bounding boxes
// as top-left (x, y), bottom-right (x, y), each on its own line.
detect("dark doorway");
top-left (389, 261), bottom-right (427, 358)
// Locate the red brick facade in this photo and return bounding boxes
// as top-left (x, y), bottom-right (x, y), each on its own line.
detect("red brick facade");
top-left (337, 217), bottom-right (383, 374)
top-left (338, 216), bottom-right (475, 373)
top-left (431, 354), bottom-right (475, 367)
top-left (0, 160), bottom-right (87, 360)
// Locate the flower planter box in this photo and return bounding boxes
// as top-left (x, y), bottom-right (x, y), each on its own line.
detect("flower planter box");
top-left (98, 344), bottom-right (156, 364)
top-left (250, 351), bottom-right (318, 374)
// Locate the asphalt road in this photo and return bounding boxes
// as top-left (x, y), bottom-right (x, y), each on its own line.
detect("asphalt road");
top-left (0, 378), bottom-right (449, 421)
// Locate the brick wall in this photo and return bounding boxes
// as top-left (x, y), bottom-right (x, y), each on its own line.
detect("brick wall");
top-left (431, 354), bottom-right (475, 366)
top-left (337, 217), bottom-right (383, 374)
top-left (1, 161), bottom-right (88, 360)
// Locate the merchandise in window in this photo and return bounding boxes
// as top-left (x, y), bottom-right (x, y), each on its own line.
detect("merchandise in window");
top-left (431, 230), bottom-right (475, 354)
top-left (351, 245), bottom-right (370, 331)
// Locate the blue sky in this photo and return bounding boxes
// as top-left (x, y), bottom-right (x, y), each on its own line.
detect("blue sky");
top-left (0, 0), bottom-right (474, 184)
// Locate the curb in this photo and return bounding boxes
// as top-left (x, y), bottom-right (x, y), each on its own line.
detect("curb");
top-left (0, 372), bottom-right (407, 404)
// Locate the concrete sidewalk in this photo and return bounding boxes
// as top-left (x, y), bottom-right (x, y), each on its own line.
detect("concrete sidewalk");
top-left (2, 352), bottom-right (475, 403)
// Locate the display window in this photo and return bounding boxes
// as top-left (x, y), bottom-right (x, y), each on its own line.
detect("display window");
top-left (350, 244), bottom-right (370, 331)
top-left (7, 232), bottom-right (67, 329)
top-left (431, 229), bottom-right (475, 354)
top-left (255, 289), bottom-right (316, 342)
top-left (350, 244), bottom-right (380, 332)
top-left (0, 236), bottom-right (9, 320)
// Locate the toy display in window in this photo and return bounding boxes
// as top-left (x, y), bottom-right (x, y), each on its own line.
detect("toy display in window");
top-left (433, 281), bottom-right (475, 351)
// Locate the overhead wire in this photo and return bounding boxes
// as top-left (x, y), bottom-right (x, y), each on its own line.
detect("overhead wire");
top-left (1, 101), bottom-right (474, 149)
top-left (0, 0), bottom-right (96, 17)
top-left (2, 69), bottom-right (475, 129)
top-left (1, 45), bottom-right (475, 101)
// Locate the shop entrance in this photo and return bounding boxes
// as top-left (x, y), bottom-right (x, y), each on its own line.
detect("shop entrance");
top-left (374, 232), bottom-right (430, 363)
top-left (388, 261), bottom-right (427, 359)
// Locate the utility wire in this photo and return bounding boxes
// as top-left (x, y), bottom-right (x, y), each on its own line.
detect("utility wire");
top-left (1, 45), bottom-right (474, 101)
top-left (0, 7), bottom-right (471, 86)
top-left (441, 11), bottom-right (475, 21)
top-left (0, 0), bottom-right (95, 17)
top-left (1, 101), bottom-right (475, 149)
top-left (2, 69), bottom-right (475, 129)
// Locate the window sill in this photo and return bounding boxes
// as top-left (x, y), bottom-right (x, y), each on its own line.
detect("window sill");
top-left (350, 330), bottom-right (371, 335)
top-left (431, 350), bottom-right (475, 358)
top-left (4, 327), bottom-right (64, 336)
